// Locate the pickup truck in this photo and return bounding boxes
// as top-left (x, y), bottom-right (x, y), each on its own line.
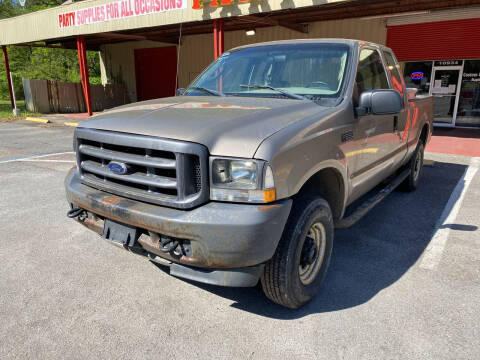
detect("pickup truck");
top-left (65, 39), bottom-right (433, 308)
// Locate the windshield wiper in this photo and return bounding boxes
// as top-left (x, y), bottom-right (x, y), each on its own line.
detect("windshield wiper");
top-left (186, 86), bottom-right (225, 96)
top-left (240, 84), bottom-right (308, 100)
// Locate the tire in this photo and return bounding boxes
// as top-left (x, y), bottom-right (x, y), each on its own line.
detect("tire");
top-left (400, 142), bottom-right (424, 192)
top-left (261, 196), bottom-right (334, 309)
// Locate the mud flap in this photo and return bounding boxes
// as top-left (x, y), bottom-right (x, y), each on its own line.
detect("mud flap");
top-left (102, 218), bottom-right (140, 247)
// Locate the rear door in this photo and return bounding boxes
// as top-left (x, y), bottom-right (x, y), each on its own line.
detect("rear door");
top-left (134, 46), bottom-right (178, 101)
top-left (382, 49), bottom-right (408, 163)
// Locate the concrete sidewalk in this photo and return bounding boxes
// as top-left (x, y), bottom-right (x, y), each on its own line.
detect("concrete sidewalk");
top-left (426, 127), bottom-right (480, 158)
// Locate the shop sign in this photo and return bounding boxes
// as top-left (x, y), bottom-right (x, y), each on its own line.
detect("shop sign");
top-left (434, 60), bottom-right (461, 66)
top-left (192, 0), bottom-right (251, 10)
top-left (463, 72), bottom-right (480, 82)
top-left (58, 0), bottom-right (186, 29)
top-left (410, 71), bottom-right (424, 80)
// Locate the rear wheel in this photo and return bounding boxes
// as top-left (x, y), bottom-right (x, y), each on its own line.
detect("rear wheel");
top-left (400, 142), bottom-right (424, 192)
top-left (261, 197), bottom-right (334, 309)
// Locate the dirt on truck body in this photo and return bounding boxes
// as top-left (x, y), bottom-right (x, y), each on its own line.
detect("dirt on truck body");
top-left (65, 39), bottom-right (433, 308)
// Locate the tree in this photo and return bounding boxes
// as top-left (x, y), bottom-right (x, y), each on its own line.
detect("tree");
top-left (1, 0), bottom-right (100, 101)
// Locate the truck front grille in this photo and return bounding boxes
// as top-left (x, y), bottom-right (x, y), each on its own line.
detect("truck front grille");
top-left (74, 128), bottom-right (209, 209)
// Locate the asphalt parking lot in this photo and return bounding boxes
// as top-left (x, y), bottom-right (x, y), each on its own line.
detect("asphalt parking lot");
top-left (0, 121), bottom-right (479, 359)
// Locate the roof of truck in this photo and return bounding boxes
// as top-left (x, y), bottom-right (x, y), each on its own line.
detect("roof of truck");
top-left (230, 38), bottom-right (386, 52)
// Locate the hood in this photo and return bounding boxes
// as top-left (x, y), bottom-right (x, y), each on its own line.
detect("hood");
top-left (79, 96), bottom-right (332, 158)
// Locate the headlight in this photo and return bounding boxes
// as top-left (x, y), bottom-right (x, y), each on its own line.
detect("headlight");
top-left (210, 157), bottom-right (275, 203)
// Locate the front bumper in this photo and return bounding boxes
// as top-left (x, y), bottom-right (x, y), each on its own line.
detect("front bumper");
top-left (65, 168), bottom-right (292, 282)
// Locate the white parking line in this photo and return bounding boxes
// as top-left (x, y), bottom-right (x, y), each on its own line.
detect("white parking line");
top-left (420, 158), bottom-right (479, 270)
top-left (0, 151), bottom-right (74, 164)
top-left (18, 159), bottom-right (76, 163)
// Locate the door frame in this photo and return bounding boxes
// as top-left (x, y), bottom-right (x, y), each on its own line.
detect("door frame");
top-left (430, 63), bottom-right (464, 127)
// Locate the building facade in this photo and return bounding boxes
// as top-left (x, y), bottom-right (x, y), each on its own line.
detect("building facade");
top-left (1, 0), bottom-right (480, 127)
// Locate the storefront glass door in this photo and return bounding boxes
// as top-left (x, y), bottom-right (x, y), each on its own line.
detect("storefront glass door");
top-left (404, 60), bottom-right (480, 127)
top-left (457, 60), bottom-right (480, 127)
top-left (429, 66), bottom-right (463, 126)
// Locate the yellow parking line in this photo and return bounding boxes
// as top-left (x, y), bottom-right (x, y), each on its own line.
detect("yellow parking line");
top-left (25, 117), bottom-right (49, 124)
top-left (424, 159), bottom-right (435, 167)
top-left (64, 122), bottom-right (79, 127)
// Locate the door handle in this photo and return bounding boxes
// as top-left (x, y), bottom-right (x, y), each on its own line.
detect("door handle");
top-left (393, 116), bottom-right (398, 131)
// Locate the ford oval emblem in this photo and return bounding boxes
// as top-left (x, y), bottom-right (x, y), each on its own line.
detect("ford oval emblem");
top-left (108, 161), bottom-right (128, 175)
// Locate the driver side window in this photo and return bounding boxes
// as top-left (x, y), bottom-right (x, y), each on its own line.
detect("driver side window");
top-left (355, 48), bottom-right (389, 99)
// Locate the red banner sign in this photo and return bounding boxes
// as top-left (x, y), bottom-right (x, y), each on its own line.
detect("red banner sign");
top-left (192, 0), bottom-right (251, 10)
top-left (58, 0), bottom-right (186, 29)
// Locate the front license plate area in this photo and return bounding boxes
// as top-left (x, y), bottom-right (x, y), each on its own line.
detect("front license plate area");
top-left (102, 218), bottom-right (140, 247)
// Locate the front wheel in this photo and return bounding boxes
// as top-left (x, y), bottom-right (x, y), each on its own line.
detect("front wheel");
top-left (261, 197), bottom-right (334, 309)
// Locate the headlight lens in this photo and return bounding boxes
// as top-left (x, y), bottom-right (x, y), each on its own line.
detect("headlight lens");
top-left (210, 158), bottom-right (275, 203)
top-left (212, 159), bottom-right (258, 189)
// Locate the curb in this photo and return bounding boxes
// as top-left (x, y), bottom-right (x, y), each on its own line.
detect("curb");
top-left (25, 117), bottom-right (50, 124)
top-left (64, 122), bottom-right (79, 127)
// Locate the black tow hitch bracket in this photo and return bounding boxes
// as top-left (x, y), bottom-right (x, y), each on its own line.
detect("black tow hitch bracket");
top-left (158, 236), bottom-right (180, 253)
top-left (67, 207), bottom-right (85, 219)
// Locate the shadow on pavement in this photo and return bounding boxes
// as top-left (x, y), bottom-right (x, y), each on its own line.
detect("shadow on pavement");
top-left (154, 161), bottom-right (468, 319)
top-left (439, 223), bottom-right (477, 231)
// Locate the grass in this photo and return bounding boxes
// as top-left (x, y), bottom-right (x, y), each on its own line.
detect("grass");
top-left (0, 99), bottom-right (43, 121)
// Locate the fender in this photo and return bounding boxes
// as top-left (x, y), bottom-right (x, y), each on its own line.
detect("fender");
top-left (254, 106), bottom-right (352, 219)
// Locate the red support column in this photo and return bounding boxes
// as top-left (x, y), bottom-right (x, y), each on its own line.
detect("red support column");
top-left (213, 19), bottom-right (225, 59)
top-left (219, 19), bottom-right (224, 56)
top-left (76, 36), bottom-right (92, 116)
top-left (213, 19), bottom-right (219, 59)
top-left (2, 45), bottom-right (15, 111)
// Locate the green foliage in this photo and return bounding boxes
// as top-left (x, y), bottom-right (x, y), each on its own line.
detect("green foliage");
top-left (0, 0), bottom-right (70, 19)
top-left (0, 0), bottom-right (100, 101)
top-left (0, 99), bottom-right (42, 119)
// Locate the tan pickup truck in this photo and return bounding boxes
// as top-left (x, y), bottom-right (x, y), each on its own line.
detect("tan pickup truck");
top-left (65, 39), bottom-right (433, 308)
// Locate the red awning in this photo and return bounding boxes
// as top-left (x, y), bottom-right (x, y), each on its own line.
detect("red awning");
top-left (387, 18), bottom-right (480, 62)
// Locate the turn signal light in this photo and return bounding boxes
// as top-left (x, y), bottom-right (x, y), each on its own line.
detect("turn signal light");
top-left (263, 188), bottom-right (276, 203)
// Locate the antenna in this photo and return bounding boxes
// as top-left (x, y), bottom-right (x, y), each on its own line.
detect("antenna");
top-left (175, 22), bottom-right (183, 92)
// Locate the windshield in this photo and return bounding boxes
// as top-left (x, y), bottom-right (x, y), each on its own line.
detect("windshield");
top-left (186, 43), bottom-right (350, 104)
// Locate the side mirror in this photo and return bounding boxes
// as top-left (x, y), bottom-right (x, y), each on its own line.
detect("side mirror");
top-left (176, 88), bottom-right (186, 96)
top-left (357, 89), bottom-right (403, 116)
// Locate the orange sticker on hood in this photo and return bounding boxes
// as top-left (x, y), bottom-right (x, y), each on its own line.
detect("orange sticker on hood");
top-left (172, 102), bottom-right (270, 110)
top-left (103, 103), bottom-right (178, 114)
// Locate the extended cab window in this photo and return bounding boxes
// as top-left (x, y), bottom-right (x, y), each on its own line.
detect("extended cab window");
top-left (384, 51), bottom-right (405, 97)
top-left (355, 48), bottom-right (389, 96)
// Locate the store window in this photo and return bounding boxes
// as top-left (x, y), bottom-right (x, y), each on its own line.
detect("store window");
top-left (403, 61), bottom-right (433, 95)
top-left (457, 60), bottom-right (480, 127)
top-left (384, 51), bottom-right (404, 97)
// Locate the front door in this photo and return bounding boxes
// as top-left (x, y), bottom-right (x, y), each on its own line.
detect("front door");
top-left (134, 46), bottom-right (178, 101)
top-left (349, 47), bottom-right (401, 202)
top-left (430, 66), bottom-right (463, 126)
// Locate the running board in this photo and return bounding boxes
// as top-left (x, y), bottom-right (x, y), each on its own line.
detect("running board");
top-left (335, 169), bottom-right (410, 229)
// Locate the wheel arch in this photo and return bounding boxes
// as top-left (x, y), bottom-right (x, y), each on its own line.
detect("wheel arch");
top-left (419, 122), bottom-right (430, 146)
top-left (293, 164), bottom-right (347, 222)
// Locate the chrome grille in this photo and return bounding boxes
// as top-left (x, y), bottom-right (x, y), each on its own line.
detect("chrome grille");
top-left (74, 128), bottom-right (209, 209)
